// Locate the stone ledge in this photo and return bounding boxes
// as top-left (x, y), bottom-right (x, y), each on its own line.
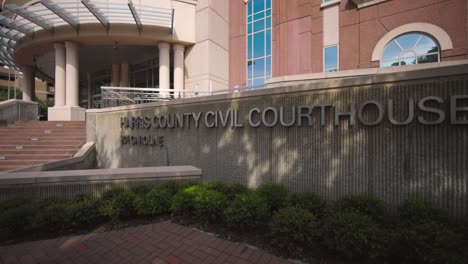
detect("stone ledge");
top-left (320, 0), bottom-right (341, 9)
top-left (0, 165), bottom-right (201, 185)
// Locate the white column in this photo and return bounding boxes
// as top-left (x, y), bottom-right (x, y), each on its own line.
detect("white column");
top-left (21, 66), bottom-right (35, 101)
top-left (173, 44), bottom-right (185, 92)
top-left (54, 43), bottom-right (66, 106)
top-left (120, 63), bottom-right (129, 87)
top-left (112, 64), bottom-right (120, 87)
top-left (158, 42), bottom-right (170, 97)
top-left (65, 41), bottom-right (79, 107)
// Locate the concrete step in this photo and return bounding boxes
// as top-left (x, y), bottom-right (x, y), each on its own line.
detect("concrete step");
top-left (0, 160), bottom-right (58, 166)
top-left (0, 139), bottom-right (85, 144)
top-left (0, 150), bottom-right (78, 155)
top-left (0, 154), bottom-right (73, 160)
top-left (0, 165), bottom-right (24, 172)
top-left (0, 135), bottom-right (86, 140)
top-left (0, 145), bottom-right (82, 150)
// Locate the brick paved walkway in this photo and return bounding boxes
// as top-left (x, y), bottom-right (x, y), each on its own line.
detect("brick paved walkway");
top-left (0, 222), bottom-right (292, 264)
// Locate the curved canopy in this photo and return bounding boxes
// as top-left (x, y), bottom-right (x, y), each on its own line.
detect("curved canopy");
top-left (0, 0), bottom-right (174, 70)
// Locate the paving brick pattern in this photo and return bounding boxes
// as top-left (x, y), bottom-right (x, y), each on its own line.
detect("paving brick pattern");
top-left (0, 222), bottom-right (292, 264)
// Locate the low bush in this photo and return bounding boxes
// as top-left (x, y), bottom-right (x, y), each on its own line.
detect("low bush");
top-left (170, 185), bottom-right (204, 216)
top-left (334, 194), bottom-right (385, 222)
top-left (100, 188), bottom-right (135, 222)
top-left (0, 203), bottom-right (38, 233)
top-left (36, 199), bottom-right (71, 230)
top-left (0, 198), bottom-right (30, 212)
top-left (67, 197), bottom-right (102, 228)
top-left (224, 192), bottom-right (270, 231)
top-left (159, 181), bottom-right (181, 196)
top-left (271, 206), bottom-right (318, 255)
top-left (193, 188), bottom-right (228, 225)
top-left (256, 183), bottom-right (288, 212)
top-left (398, 199), bottom-right (448, 225)
top-left (134, 188), bottom-right (172, 217)
top-left (130, 184), bottom-right (153, 195)
top-left (320, 211), bottom-right (385, 260)
top-left (288, 192), bottom-right (327, 216)
top-left (394, 220), bottom-right (464, 264)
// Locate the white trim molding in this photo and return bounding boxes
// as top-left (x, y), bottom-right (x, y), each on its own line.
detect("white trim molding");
top-left (372, 23), bottom-right (453, 62)
top-left (351, 0), bottom-right (388, 9)
top-left (321, 0), bottom-right (341, 9)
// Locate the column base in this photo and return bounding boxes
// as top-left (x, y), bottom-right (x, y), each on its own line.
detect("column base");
top-left (48, 106), bottom-right (86, 121)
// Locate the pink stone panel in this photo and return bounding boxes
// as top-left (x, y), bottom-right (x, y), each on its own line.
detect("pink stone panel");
top-left (377, 0), bottom-right (446, 18)
top-left (340, 25), bottom-right (360, 70)
top-left (311, 33), bottom-right (323, 72)
top-left (359, 21), bottom-right (388, 65)
top-left (229, 36), bottom-right (246, 87)
top-left (340, 9), bottom-right (359, 27)
top-left (229, 0), bottom-right (246, 38)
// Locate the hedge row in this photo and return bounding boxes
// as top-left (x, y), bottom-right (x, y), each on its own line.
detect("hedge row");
top-left (0, 181), bottom-right (466, 263)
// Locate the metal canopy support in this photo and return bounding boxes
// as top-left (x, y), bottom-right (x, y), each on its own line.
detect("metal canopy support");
top-left (0, 16), bottom-right (34, 37)
top-left (41, 0), bottom-right (79, 30)
top-left (128, 0), bottom-right (142, 31)
top-left (81, 0), bottom-right (109, 30)
top-left (5, 4), bottom-right (54, 32)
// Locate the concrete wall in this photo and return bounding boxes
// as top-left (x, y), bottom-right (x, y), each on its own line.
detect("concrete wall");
top-left (87, 63), bottom-right (468, 217)
top-left (229, 0), bottom-right (468, 86)
top-left (185, 0), bottom-right (230, 93)
top-left (0, 100), bottom-right (38, 122)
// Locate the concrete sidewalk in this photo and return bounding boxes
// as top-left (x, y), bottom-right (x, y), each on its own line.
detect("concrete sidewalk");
top-left (0, 222), bottom-right (292, 264)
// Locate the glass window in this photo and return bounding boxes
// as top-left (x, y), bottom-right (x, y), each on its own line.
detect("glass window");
top-left (324, 45), bottom-right (338, 72)
top-left (247, 0), bottom-right (272, 87)
top-left (381, 33), bottom-right (440, 67)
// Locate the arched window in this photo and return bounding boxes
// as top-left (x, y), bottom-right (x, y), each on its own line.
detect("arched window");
top-left (381, 33), bottom-right (440, 67)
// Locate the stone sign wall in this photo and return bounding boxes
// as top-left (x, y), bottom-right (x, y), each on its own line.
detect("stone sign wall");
top-left (87, 63), bottom-right (468, 217)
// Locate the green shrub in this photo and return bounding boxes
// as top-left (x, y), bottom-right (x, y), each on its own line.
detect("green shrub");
top-left (320, 211), bottom-right (385, 259)
top-left (224, 192), bottom-right (270, 231)
top-left (394, 220), bottom-right (464, 264)
top-left (36, 200), bottom-right (71, 230)
top-left (179, 180), bottom-right (200, 189)
top-left (0, 198), bottom-right (30, 212)
top-left (66, 198), bottom-right (102, 228)
top-left (159, 181), bottom-right (181, 196)
top-left (224, 184), bottom-right (249, 201)
top-left (334, 194), bottom-right (385, 222)
top-left (193, 188), bottom-right (228, 225)
top-left (100, 189), bottom-right (135, 222)
top-left (170, 185), bottom-right (204, 216)
top-left (288, 192), bottom-right (327, 216)
top-left (256, 183), bottom-right (288, 212)
top-left (134, 188), bottom-right (172, 217)
top-left (271, 206), bottom-right (318, 255)
top-left (398, 199), bottom-right (448, 225)
top-left (130, 184), bottom-right (153, 195)
top-left (205, 181), bottom-right (227, 192)
top-left (0, 203), bottom-right (38, 232)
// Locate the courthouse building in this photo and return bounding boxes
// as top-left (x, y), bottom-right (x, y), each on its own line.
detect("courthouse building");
top-left (0, 0), bottom-right (466, 120)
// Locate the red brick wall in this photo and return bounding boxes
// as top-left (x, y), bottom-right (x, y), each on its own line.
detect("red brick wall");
top-left (229, 0), bottom-right (468, 86)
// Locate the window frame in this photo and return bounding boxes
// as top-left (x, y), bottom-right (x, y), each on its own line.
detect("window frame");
top-left (380, 33), bottom-right (440, 67)
top-left (323, 44), bottom-right (339, 72)
top-left (246, 0), bottom-right (272, 88)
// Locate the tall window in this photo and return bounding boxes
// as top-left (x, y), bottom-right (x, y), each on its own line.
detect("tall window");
top-left (247, 0), bottom-right (272, 87)
top-left (381, 33), bottom-right (440, 67)
top-left (324, 45), bottom-right (338, 72)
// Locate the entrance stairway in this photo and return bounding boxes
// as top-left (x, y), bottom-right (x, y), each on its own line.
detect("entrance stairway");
top-left (0, 121), bottom-right (86, 172)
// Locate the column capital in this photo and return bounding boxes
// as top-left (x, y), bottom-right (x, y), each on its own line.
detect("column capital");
top-left (64, 41), bottom-right (79, 49)
top-left (54, 42), bottom-right (65, 50)
top-left (158, 42), bottom-right (170, 50)
top-left (173, 43), bottom-right (185, 52)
